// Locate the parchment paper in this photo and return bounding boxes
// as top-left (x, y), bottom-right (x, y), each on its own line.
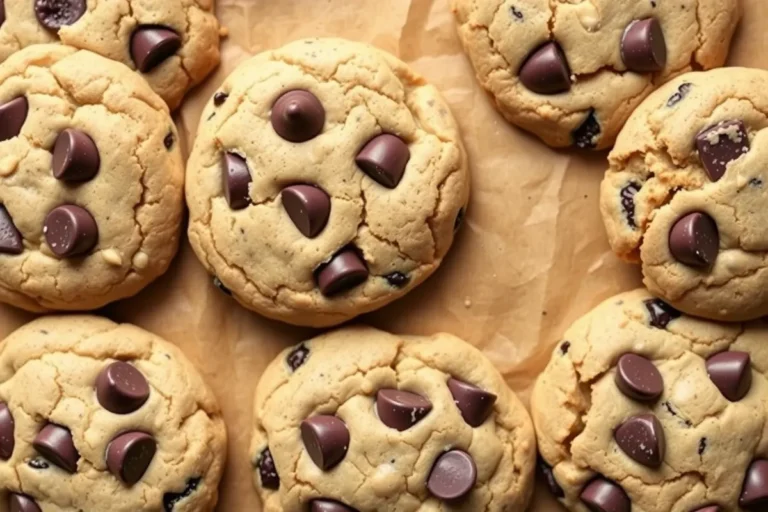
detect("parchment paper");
top-left (1, 0), bottom-right (767, 509)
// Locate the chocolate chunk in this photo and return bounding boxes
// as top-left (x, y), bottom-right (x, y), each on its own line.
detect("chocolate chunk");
top-left (34, 0), bottom-right (85, 31)
top-left (573, 109), bottom-right (601, 149)
top-left (28, 458), bottom-right (49, 469)
top-left (355, 134), bottom-right (410, 188)
top-left (163, 477), bottom-right (200, 512)
top-left (96, 361), bottom-right (150, 414)
top-left (537, 457), bottom-right (564, 498)
top-left (257, 447), bottom-right (279, 489)
top-left (287, 344), bottom-right (309, 371)
top-left (33, 423), bottom-right (79, 473)
top-left (644, 298), bottom-right (681, 329)
top-left (698, 437), bottom-right (707, 456)
top-left (560, 341), bottom-right (571, 355)
top-left (0, 97), bottom-right (28, 142)
top-left (164, 132), bottom-right (174, 149)
top-left (454, 207), bottom-right (465, 232)
top-left (696, 120), bottom-right (749, 181)
top-left (614, 414), bottom-right (665, 468)
top-left (669, 212), bottom-right (719, 268)
top-left (131, 26), bottom-right (181, 73)
top-left (692, 507), bottom-right (721, 512)
top-left (620, 182), bottom-right (641, 229)
top-left (315, 249), bottom-right (368, 296)
top-left (106, 431), bottom-right (156, 485)
top-left (385, 272), bottom-right (409, 287)
top-left (222, 152), bottom-right (252, 210)
top-left (281, 185), bottom-right (331, 238)
top-left (667, 83), bottom-right (692, 107)
top-left (44, 204), bottom-right (98, 258)
top-left (447, 378), bottom-right (497, 427)
top-left (311, 500), bottom-right (357, 512)
top-left (580, 478), bottom-right (630, 512)
top-left (427, 450), bottom-right (477, 501)
top-left (621, 18), bottom-right (667, 72)
top-left (706, 351), bottom-right (751, 402)
top-left (519, 42), bottom-right (571, 95)
top-left (741, 459), bottom-right (768, 508)
top-left (0, 205), bottom-right (22, 254)
top-left (376, 389), bottom-right (432, 431)
top-left (301, 415), bottom-right (349, 470)
top-left (52, 129), bottom-right (100, 182)
top-left (213, 276), bottom-right (232, 296)
top-left (213, 92), bottom-right (228, 106)
top-left (0, 402), bottom-right (14, 460)
top-left (9, 494), bottom-right (42, 512)
top-left (615, 353), bottom-right (664, 402)
top-left (271, 90), bottom-right (325, 142)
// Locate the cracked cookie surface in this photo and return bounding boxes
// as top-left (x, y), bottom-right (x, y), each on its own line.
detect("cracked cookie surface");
top-left (601, 67), bottom-right (768, 322)
top-left (250, 326), bottom-right (536, 512)
top-left (0, 315), bottom-right (227, 511)
top-left (0, 45), bottom-right (184, 312)
top-left (186, 38), bottom-right (470, 327)
top-left (451, 0), bottom-right (740, 149)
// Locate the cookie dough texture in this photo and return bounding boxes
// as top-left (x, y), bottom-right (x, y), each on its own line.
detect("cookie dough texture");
top-left (0, 0), bottom-right (220, 110)
top-left (0, 315), bottom-right (227, 511)
top-left (451, 0), bottom-right (740, 149)
top-left (251, 326), bottom-right (536, 511)
top-left (186, 38), bottom-right (470, 327)
top-left (0, 45), bottom-right (184, 312)
top-left (601, 68), bottom-right (768, 321)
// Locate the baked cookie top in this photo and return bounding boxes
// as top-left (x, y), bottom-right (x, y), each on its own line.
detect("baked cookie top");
top-left (601, 67), bottom-right (768, 322)
top-left (186, 38), bottom-right (470, 327)
top-left (0, 45), bottom-right (184, 312)
top-left (250, 326), bottom-right (536, 512)
top-left (451, 0), bottom-right (740, 149)
top-left (533, 289), bottom-right (768, 512)
top-left (0, 315), bottom-right (227, 511)
top-left (0, 0), bottom-right (220, 110)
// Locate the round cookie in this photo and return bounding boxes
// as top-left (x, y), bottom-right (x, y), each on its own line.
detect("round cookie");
top-left (186, 38), bottom-right (470, 327)
top-left (250, 326), bottom-right (536, 512)
top-left (0, 0), bottom-right (220, 110)
top-left (0, 45), bottom-right (185, 312)
top-left (451, 0), bottom-right (740, 149)
top-left (533, 289), bottom-right (768, 512)
top-left (601, 67), bottom-right (768, 322)
top-left (0, 315), bottom-right (227, 511)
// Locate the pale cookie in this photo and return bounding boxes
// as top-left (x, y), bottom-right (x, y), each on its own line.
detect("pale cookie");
top-left (250, 326), bottom-right (536, 512)
top-left (451, 0), bottom-right (740, 149)
top-left (0, 45), bottom-right (185, 312)
top-left (0, 0), bottom-right (220, 110)
top-left (0, 315), bottom-right (227, 511)
top-left (601, 67), bottom-right (768, 322)
top-left (186, 38), bottom-right (470, 327)
top-left (533, 289), bottom-right (768, 512)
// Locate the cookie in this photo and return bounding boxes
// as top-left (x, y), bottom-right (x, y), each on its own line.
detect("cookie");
top-left (532, 289), bottom-right (768, 512)
top-left (600, 67), bottom-right (768, 322)
top-left (451, 0), bottom-right (740, 149)
top-left (0, 0), bottom-right (220, 110)
top-left (250, 326), bottom-right (536, 511)
top-left (0, 45), bottom-right (184, 312)
top-left (186, 38), bottom-right (470, 327)
top-left (0, 315), bottom-right (227, 511)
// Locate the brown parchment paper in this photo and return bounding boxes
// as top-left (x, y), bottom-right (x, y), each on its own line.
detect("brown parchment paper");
top-left (2, 0), bottom-right (768, 510)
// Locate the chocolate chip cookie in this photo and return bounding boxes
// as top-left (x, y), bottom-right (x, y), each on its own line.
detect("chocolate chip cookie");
top-left (250, 326), bottom-right (536, 511)
top-left (601, 67), bottom-right (768, 322)
top-left (533, 289), bottom-right (768, 512)
top-left (0, 45), bottom-right (184, 312)
top-left (0, 0), bottom-right (220, 110)
top-left (451, 0), bottom-right (740, 149)
top-left (0, 315), bottom-right (227, 511)
top-left (186, 38), bottom-right (470, 327)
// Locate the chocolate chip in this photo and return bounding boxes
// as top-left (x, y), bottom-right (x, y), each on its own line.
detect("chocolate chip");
top-left (644, 298), bottom-right (681, 329)
top-left (385, 272), bottom-right (409, 287)
top-left (355, 134), bottom-right (410, 188)
top-left (28, 458), bottom-right (49, 469)
top-left (44, 204), bottom-right (98, 258)
top-left (706, 351), bottom-right (751, 402)
top-left (222, 152), bottom-right (252, 210)
top-left (164, 132), bottom-right (174, 149)
top-left (620, 182), bottom-right (641, 229)
top-left (615, 353), bottom-right (664, 402)
top-left (8, 494), bottom-right (41, 512)
top-left (537, 457), bottom-right (564, 498)
top-left (741, 459), bottom-right (768, 508)
top-left (668, 212), bottom-right (719, 268)
top-left (0, 402), bottom-right (13, 460)
top-left (573, 109), bottom-right (601, 149)
top-left (311, 500), bottom-right (357, 512)
top-left (286, 344), bottom-right (309, 371)
top-left (315, 248), bottom-right (368, 296)
top-left (301, 415), bottom-right (349, 470)
top-left (271, 90), bottom-right (325, 142)
top-left (447, 378), bottom-right (497, 427)
top-left (96, 361), bottom-right (150, 414)
top-left (580, 478), bottom-right (630, 512)
top-left (666, 82), bottom-right (692, 107)
top-left (454, 207), bottom-right (465, 232)
top-left (34, 0), bottom-right (85, 31)
top-left (519, 42), bottom-right (571, 95)
top-left (692, 506), bottom-right (721, 512)
top-left (0, 97), bottom-right (28, 142)
top-left (106, 431), bottom-right (156, 485)
top-left (614, 414), bottom-right (665, 468)
top-left (257, 447), bottom-right (279, 489)
top-left (696, 120), bottom-right (749, 181)
top-left (0, 204), bottom-right (22, 254)
top-left (510, 6), bottom-right (523, 20)
top-left (281, 185), bottom-right (331, 238)
top-left (698, 437), bottom-right (707, 456)
top-left (213, 92), bottom-right (228, 106)
top-left (163, 477), bottom-right (200, 512)
top-left (560, 341), bottom-right (571, 355)
top-left (427, 450), bottom-right (477, 501)
top-left (376, 389), bottom-right (432, 431)
top-left (52, 129), bottom-right (100, 182)
top-left (213, 276), bottom-right (232, 296)
top-left (750, 178), bottom-right (763, 188)
top-left (33, 423), bottom-right (79, 473)
top-left (131, 26), bottom-right (181, 73)
top-left (621, 18), bottom-right (667, 72)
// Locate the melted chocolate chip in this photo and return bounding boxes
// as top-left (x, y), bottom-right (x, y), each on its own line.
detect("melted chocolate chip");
top-left (385, 272), bottom-right (409, 288)
top-left (644, 298), bottom-right (681, 329)
top-left (131, 26), bottom-right (182, 73)
top-left (34, 0), bottom-right (86, 31)
top-left (427, 450), bottom-right (477, 501)
top-left (287, 344), bottom-right (310, 371)
top-left (620, 182), bottom-right (641, 229)
top-left (537, 457), bottom-right (564, 498)
top-left (667, 82), bottom-right (692, 107)
top-left (573, 109), bottom-right (601, 149)
top-left (213, 92), bottom-right (228, 106)
top-left (163, 477), bottom-right (201, 512)
top-left (519, 42), bottom-right (571, 95)
top-left (0, 204), bottom-right (22, 254)
top-left (510, 6), bottom-right (523, 20)
top-left (257, 448), bottom-right (279, 489)
top-left (698, 437), bottom-right (707, 456)
top-left (741, 459), bottom-right (768, 508)
top-left (0, 401), bottom-right (14, 460)
top-left (301, 416), bottom-right (350, 470)
top-left (164, 133), bottom-right (174, 149)
top-left (28, 458), bottom-right (49, 469)
top-left (750, 178), bottom-right (763, 188)
top-left (560, 341), bottom-right (570, 355)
